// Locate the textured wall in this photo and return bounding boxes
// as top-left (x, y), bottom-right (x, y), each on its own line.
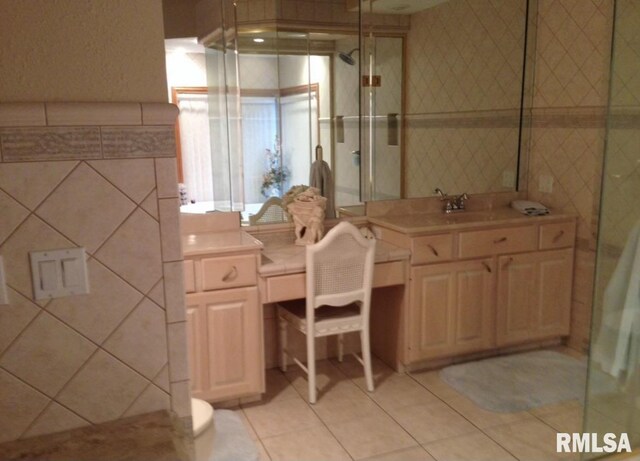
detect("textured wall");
top-left (526, 0), bottom-right (613, 352)
top-left (404, 0), bottom-right (526, 198)
top-left (0, 0), bottom-right (189, 443)
top-left (0, 103), bottom-right (190, 442)
top-left (0, 0), bottom-right (167, 102)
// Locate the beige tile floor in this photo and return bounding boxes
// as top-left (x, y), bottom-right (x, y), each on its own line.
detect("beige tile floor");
top-left (233, 349), bottom-right (588, 461)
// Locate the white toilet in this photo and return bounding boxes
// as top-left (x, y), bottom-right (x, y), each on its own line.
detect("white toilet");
top-left (191, 398), bottom-right (214, 437)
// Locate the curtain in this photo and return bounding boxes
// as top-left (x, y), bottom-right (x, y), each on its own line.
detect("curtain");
top-left (241, 97), bottom-right (278, 204)
top-left (178, 94), bottom-right (213, 204)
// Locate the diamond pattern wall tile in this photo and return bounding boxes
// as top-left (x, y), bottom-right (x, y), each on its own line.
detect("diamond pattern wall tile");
top-left (0, 312), bottom-right (96, 398)
top-left (0, 215), bottom-right (74, 301)
top-left (153, 365), bottom-right (170, 393)
top-left (35, 163), bottom-right (136, 254)
top-left (404, 0), bottom-right (525, 196)
top-left (87, 159), bottom-right (156, 204)
top-left (103, 299), bottom-right (168, 380)
top-left (141, 189), bottom-right (159, 220)
top-left (0, 288), bottom-right (40, 355)
top-left (46, 258), bottom-right (143, 344)
top-left (0, 161), bottom-right (77, 210)
top-left (95, 208), bottom-right (162, 294)
top-left (0, 189), bottom-right (29, 247)
top-left (123, 384), bottom-right (170, 417)
top-left (148, 280), bottom-right (166, 308)
top-left (56, 350), bottom-right (148, 424)
top-left (0, 369), bottom-right (50, 443)
top-left (22, 402), bottom-right (88, 439)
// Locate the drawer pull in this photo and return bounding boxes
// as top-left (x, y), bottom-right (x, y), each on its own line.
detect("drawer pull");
top-left (502, 257), bottom-right (514, 269)
top-left (482, 262), bottom-right (492, 273)
top-left (493, 237), bottom-right (508, 244)
top-left (427, 244), bottom-right (439, 257)
top-left (552, 230), bottom-right (565, 243)
top-left (222, 266), bottom-right (238, 282)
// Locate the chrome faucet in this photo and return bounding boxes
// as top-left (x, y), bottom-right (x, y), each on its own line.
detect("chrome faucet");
top-left (434, 188), bottom-right (469, 214)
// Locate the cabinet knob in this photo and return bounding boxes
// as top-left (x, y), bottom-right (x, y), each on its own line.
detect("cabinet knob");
top-left (493, 237), bottom-right (508, 244)
top-left (502, 257), bottom-right (514, 269)
top-left (222, 265), bottom-right (238, 282)
top-left (427, 244), bottom-right (439, 257)
top-left (552, 230), bottom-right (565, 243)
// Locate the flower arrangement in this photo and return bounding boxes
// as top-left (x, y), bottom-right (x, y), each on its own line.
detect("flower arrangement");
top-left (260, 136), bottom-right (290, 197)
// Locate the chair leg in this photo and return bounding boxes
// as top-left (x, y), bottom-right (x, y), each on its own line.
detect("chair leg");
top-left (278, 316), bottom-right (288, 372)
top-left (360, 329), bottom-right (374, 392)
top-left (337, 333), bottom-right (344, 362)
top-left (307, 333), bottom-right (317, 404)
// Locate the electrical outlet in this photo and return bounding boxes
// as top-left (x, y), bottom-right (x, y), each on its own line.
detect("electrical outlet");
top-left (538, 174), bottom-right (554, 193)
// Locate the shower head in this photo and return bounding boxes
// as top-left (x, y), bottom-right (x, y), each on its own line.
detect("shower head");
top-left (338, 48), bottom-right (358, 65)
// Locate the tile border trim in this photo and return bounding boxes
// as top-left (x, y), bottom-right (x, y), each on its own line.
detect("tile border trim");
top-left (0, 103), bottom-right (179, 162)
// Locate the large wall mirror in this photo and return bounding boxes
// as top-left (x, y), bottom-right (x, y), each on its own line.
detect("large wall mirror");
top-left (166, 0), bottom-right (532, 224)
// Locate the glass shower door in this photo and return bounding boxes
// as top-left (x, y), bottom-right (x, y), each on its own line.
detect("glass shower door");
top-left (584, 0), bottom-right (640, 455)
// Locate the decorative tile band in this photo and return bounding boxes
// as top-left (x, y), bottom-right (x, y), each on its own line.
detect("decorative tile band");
top-left (528, 106), bottom-right (607, 128)
top-left (0, 127), bottom-right (102, 162)
top-left (102, 127), bottom-right (176, 159)
top-left (0, 102), bottom-right (179, 163)
top-left (405, 109), bottom-right (522, 129)
top-left (0, 126), bottom-right (176, 162)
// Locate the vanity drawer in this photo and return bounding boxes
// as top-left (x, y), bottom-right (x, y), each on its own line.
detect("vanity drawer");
top-left (412, 234), bottom-right (453, 265)
top-left (202, 254), bottom-right (257, 291)
top-left (184, 260), bottom-right (196, 293)
top-left (458, 226), bottom-right (537, 258)
top-left (539, 221), bottom-right (576, 250)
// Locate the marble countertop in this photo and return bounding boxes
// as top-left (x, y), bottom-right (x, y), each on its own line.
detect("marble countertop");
top-left (257, 231), bottom-right (410, 276)
top-left (182, 230), bottom-right (263, 257)
top-left (0, 411), bottom-right (190, 461)
top-left (368, 208), bottom-right (576, 234)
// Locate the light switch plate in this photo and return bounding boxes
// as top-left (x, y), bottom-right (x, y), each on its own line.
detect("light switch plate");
top-left (0, 256), bottom-right (8, 305)
top-left (538, 174), bottom-right (554, 193)
top-left (30, 248), bottom-right (90, 300)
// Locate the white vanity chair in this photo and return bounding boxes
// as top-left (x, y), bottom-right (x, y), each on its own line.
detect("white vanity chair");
top-left (276, 221), bottom-right (376, 403)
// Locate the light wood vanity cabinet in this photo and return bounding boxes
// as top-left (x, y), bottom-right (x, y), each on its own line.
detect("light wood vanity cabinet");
top-left (184, 251), bottom-right (264, 402)
top-left (409, 259), bottom-right (495, 362)
top-left (496, 248), bottom-right (573, 346)
top-left (377, 216), bottom-right (576, 366)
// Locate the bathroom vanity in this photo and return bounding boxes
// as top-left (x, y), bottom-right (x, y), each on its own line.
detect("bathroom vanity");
top-left (180, 203), bottom-right (576, 403)
top-left (369, 209), bottom-right (576, 367)
top-left (182, 230), bottom-right (265, 402)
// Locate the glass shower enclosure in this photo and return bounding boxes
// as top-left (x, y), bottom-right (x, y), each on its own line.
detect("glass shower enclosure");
top-left (584, 0), bottom-right (640, 456)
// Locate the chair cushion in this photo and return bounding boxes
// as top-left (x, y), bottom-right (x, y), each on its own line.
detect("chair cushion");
top-left (277, 300), bottom-right (362, 336)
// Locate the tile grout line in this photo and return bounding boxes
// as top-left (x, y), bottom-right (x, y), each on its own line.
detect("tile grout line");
top-left (254, 364), bottom-right (356, 461)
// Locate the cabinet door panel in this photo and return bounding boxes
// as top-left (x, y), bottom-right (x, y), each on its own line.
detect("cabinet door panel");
top-left (186, 287), bottom-right (263, 402)
top-left (537, 249), bottom-right (573, 336)
top-left (185, 304), bottom-right (207, 394)
top-left (497, 256), bottom-right (536, 345)
top-left (456, 262), bottom-right (494, 350)
top-left (409, 267), bottom-right (454, 361)
top-left (207, 301), bottom-right (246, 385)
top-left (409, 259), bottom-right (494, 362)
top-left (497, 249), bottom-right (573, 346)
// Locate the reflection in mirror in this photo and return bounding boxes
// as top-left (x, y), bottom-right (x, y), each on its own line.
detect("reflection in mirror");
top-left (166, 0), bottom-right (532, 225)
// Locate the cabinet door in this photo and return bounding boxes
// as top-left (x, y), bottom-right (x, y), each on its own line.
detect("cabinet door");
top-left (536, 248), bottom-right (573, 337)
top-left (497, 249), bottom-right (573, 346)
top-left (185, 302), bottom-right (207, 395)
top-left (186, 287), bottom-right (264, 402)
top-left (409, 259), bottom-right (495, 362)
